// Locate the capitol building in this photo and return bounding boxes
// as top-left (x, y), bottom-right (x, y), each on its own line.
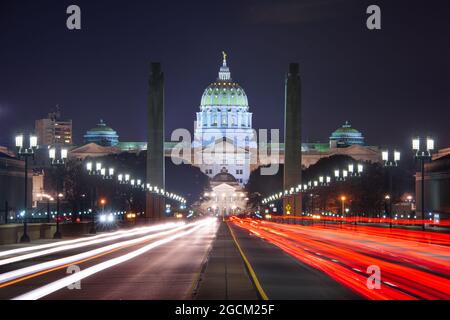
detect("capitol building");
top-left (70, 54), bottom-right (381, 188)
top-left (192, 53), bottom-right (256, 185)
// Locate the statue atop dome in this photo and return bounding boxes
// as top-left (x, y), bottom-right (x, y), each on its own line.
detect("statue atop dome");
top-left (218, 51), bottom-right (231, 80)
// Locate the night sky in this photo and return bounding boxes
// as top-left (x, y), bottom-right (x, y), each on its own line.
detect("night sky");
top-left (1, 0), bottom-right (449, 156)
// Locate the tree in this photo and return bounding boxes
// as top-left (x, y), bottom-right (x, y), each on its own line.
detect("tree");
top-left (245, 154), bottom-right (414, 216)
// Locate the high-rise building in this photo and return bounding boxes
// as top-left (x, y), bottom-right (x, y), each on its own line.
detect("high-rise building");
top-left (35, 106), bottom-right (72, 146)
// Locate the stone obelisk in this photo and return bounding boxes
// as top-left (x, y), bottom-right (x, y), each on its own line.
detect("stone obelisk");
top-left (146, 63), bottom-right (165, 220)
top-left (283, 63), bottom-right (302, 216)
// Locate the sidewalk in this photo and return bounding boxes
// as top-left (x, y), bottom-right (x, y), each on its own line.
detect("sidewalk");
top-left (193, 221), bottom-right (258, 300)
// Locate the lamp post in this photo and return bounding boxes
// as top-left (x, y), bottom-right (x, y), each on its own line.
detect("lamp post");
top-left (340, 196), bottom-right (346, 223)
top-left (412, 137), bottom-right (434, 231)
top-left (334, 169), bottom-right (348, 182)
top-left (49, 146), bottom-right (68, 239)
top-left (86, 161), bottom-right (103, 234)
top-left (100, 198), bottom-right (106, 213)
top-left (348, 163), bottom-right (364, 177)
top-left (382, 150), bottom-right (400, 228)
top-left (318, 176), bottom-right (331, 220)
top-left (15, 133), bottom-right (38, 242)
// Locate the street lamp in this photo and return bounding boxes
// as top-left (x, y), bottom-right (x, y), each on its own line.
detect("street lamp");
top-left (100, 198), bottom-right (106, 212)
top-left (318, 175), bottom-right (331, 186)
top-left (15, 133), bottom-right (38, 242)
top-left (86, 161), bottom-right (102, 175)
top-left (340, 196), bottom-right (346, 218)
top-left (412, 137), bottom-right (434, 231)
top-left (85, 160), bottom-right (103, 234)
top-left (382, 149), bottom-right (400, 228)
top-left (334, 169), bottom-right (348, 181)
top-left (348, 163), bottom-right (364, 177)
top-left (49, 146), bottom-right (68, 238)
top-left (101, 167), bottom-right (114, 180)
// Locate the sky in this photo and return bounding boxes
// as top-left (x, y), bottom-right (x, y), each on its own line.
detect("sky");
top-left (1, 0), bottom-right (449, 157)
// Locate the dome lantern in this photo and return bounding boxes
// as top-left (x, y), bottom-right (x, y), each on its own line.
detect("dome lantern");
top-left (218, 51), bottom-right (231, 81)
top-left (200, 52), bottom-right (248, 108)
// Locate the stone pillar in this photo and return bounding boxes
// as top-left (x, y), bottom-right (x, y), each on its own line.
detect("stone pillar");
top-left (283, 63), bottom-right (302, 216)
top-left (146, 63), bottom-right (165, 220)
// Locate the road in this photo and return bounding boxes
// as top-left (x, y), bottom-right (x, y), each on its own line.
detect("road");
top-left (1, 216), bottom-right (449, 300)
top-left (0, 218), bottom-right (218, 300)
top-left (229, 217), bottom-right (450, 300)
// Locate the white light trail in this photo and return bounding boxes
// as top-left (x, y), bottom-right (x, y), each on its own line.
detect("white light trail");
top-left (0, 222), bottom-right (195, 284)
top-left (13, 218), bottom-right (216, 300)
top-left (0, 223), bottom-right (183, 266)
top-left (0, 224), bottom-right (174, 258)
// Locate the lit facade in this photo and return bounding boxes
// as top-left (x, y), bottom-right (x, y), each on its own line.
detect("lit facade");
top-left (35, 108), bottom-right (72, 146)
top-left (193, 53), bottom-right (255, 185)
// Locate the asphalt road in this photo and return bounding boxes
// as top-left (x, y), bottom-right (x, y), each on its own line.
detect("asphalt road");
top-left (227, 222), bottom-right (360, 299)
top-left (229, 218), bottom-right (450, 300)
top-left (0, 218), bottom-right (218, 300)
top-left (2, 217), bottom-right (447, 300)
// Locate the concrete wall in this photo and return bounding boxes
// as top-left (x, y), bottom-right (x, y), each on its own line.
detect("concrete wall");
top-left (0, 223), bottom-right (56, 245)
top-left (0, 222), bottom-right (93, 245)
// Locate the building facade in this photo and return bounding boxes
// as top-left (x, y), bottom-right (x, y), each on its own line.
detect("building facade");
top-left (193, 53), bottom-right (255, 185)
top-left (0, 149), bottom-right (33, 218)
top-left (415, 148), bottom-right (450, 219)
top-left (35, 107), bottom-right (72, 146)
top-left (200, 167), bottom-right (247, 217)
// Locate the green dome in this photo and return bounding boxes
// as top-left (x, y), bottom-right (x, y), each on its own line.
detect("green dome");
top-left (84, 119), bottom-right (119, 146)
top-left (89, 124), bottom-right (115, 132)
top-left (333, 127), bottom-right (360, 134)
top-left (329, 121), bottom-right (364, 147)
top-left (200, 81), bottom-right (248, 107)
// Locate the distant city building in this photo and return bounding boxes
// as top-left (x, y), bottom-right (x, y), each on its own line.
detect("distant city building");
top-left (301, 143), bottom-right (381, 168)
top-left (69, 142), bottom-right (121, 161)
top-left (31, 170), bottom-right (44, 208)
top-left (329, 121), bottom-right (364, 148)
top-left (83, 119), bottom-right (119, 147)
top-left (35, 106), bottom-right (72, 146)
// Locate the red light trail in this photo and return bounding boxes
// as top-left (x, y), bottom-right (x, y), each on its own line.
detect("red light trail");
top-left (230, 217), bottom-right (450, 300)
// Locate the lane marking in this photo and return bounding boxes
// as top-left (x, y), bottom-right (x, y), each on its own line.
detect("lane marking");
top-left (227, 222), bottom-right (269, 301)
